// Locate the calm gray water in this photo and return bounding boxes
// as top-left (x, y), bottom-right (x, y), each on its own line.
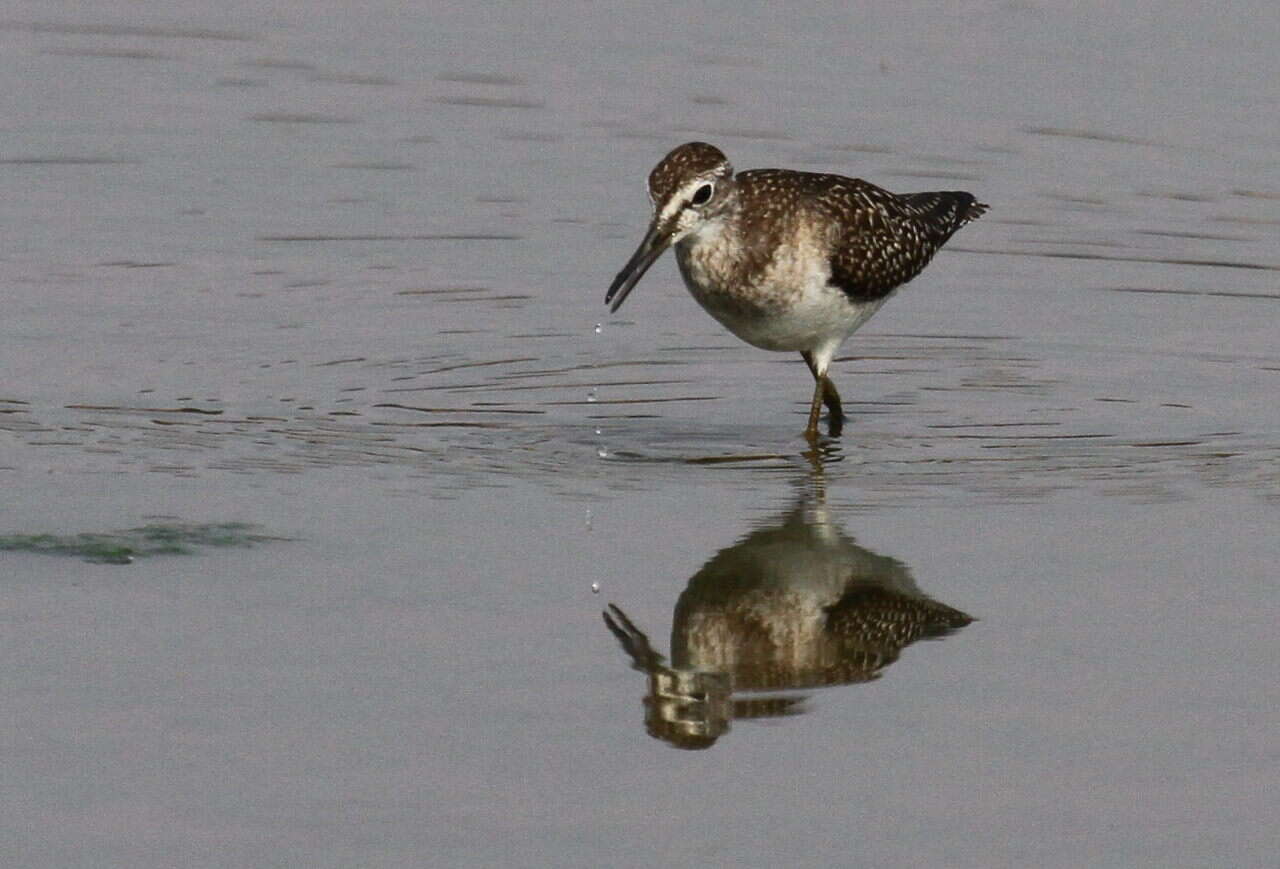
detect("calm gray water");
top-left (2, 2), bottom-right (1277, 867)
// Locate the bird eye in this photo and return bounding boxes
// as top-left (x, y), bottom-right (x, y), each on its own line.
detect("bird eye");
top-left (690, 183), bottom-right (714, 206)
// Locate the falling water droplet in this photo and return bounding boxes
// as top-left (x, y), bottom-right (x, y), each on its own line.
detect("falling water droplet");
top-left (593, 323), bottom-right (603, 335)
top-left (584, 508), bottom-right (593, 531)
top-left (594, 427), bottom-right (602, 436)
top-left (586, 389), bottom-right (597, 403)
top-left (591, 582), bottom-right (600, 594)
top-left (596, 447), bottom-right (609, 459)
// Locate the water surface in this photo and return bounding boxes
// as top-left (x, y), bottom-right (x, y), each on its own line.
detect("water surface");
top-left (1, 2), bottom-right (1277, 867)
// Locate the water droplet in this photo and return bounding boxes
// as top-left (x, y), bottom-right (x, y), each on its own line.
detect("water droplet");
top-left (593, 323), bottom-right (603, 335)
top-left (596, 447), bottom-right (609, 459)
top-left (584, 508), bottom-right (593, 531)
top-left (591, 582), bottom-right (600, 594)
top-left (594, 427), bottom-right (602, 436)
top-left (586, 389), bottom-right (597, 403)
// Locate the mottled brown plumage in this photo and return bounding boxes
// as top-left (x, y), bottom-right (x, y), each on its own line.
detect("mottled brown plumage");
top-left (607, 141), bottom-right (987, 437)
top-left (647, 141), bottom-right (730, 207)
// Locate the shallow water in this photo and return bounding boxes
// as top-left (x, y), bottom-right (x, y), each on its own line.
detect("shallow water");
top-left (2, 2), bottom-right (1278, 867)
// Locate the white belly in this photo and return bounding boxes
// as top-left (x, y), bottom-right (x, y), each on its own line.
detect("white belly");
top-left (679, 261), bottom-right (890, 352)
top-left (675, 222), bottom-right (891, 353)
top-left (704, 283), bottom-right (889, 352)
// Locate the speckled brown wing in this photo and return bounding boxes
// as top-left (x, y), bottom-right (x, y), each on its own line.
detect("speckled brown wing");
top-left (833, 184), bottom-right (986, 302)
top-left (824, 584), bottom-right (974, 651)
top-left (744, 170), bottom-right (986, 303)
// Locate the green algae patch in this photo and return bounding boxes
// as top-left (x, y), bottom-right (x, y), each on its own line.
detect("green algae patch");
top-left (0, 522), bottom-right (289, 564)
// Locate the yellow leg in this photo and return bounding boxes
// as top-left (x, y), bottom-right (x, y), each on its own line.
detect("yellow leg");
top-left (802, 352), bottom-right (845, 437)
top-left (806, 377), bottom-right (825, 437)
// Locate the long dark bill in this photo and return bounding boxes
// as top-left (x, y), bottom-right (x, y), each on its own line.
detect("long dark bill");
top-left (605, 222), bottom-right (671, 313)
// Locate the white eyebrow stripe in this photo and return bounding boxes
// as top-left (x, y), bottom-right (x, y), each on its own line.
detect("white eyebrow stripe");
top-left (657, 178), bottom-right (709, 223)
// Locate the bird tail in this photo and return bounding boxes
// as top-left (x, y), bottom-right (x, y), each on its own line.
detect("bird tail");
top-left (962, 196), bottom-right (989, 222)
top-left (902, 191), bottom-right (988, 230)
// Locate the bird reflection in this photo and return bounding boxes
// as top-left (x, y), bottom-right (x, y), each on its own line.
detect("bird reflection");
top-left (603, 477), bottom-right (972, 749)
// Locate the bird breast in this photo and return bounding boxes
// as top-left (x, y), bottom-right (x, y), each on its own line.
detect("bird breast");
top-left (674, 218), bottom-right (874, 352)
top-left (676, 218), bottom-right (828, 312)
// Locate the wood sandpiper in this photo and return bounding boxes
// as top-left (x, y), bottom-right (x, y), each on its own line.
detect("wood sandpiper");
top-left (605, 141), bottom-right (987, 438)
